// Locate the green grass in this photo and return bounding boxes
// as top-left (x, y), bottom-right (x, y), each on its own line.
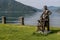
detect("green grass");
top-left (0, 24), bottom-right (60, 40)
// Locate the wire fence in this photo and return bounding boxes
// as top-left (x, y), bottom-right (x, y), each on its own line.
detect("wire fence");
top-left (0, 16), bottom-right (24, 25)
top-left (0, 16), bottom-right (60, 27)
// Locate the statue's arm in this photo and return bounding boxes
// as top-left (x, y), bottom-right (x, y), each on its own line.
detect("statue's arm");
top-left (48, 11), bottom-right (52, 15)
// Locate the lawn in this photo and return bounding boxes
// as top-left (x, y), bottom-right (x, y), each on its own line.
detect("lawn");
top-left (0, 24), bottom-right (60, 40)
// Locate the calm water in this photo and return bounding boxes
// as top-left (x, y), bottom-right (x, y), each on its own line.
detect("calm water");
top-left (24, 12), bottom-right (60, 27)
top-left (0, 11), bottom-right (60, 27)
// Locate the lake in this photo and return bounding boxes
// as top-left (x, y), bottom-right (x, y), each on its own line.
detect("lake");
top-left (0, 11), bottom-right (60, 27)
top-left (24, 12), bottom-right (60, 27)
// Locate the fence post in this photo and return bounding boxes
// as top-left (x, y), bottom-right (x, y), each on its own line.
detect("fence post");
top-left (2, 16), bottom-right (6, 24)
top-left (20, 16), bottom-right (24, 25)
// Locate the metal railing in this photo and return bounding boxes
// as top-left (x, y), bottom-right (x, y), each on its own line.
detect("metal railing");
top-left (0, 16), bottom-right (24, 25)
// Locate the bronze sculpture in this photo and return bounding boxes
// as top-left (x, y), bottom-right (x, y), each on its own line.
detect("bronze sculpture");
top-left (37, 5), bottom-right (52, 33)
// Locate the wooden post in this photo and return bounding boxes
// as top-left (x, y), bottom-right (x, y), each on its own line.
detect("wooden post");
top-left (2, 16), bottom-right (6, 24)
top-left (19, 16), bottom-right (24, 25)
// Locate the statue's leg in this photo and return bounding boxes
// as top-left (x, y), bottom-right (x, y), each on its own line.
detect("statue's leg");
top-left (37, 25), bottom-right (41, 31)
top-left (37, 26), bottom-right (40, 31)
top-left (46, 21), bottom-right (50, 31)
top-left (42, 22), bottom-right (45, 32)
top-left (48, 21), bottom-right (50, 31)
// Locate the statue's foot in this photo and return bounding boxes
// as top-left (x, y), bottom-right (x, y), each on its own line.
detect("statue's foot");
top-left (43, 30), bottom-right (51, 35)
top-left (37, 31), bottom-right (42, 33)
top-left (47, 31), bottom-right (51, 33)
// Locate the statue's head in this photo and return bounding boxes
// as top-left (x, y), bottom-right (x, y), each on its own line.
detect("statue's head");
top-left (44, 5), bottom-right (48, 10)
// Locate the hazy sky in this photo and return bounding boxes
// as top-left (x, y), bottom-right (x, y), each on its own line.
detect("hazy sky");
top-left (16, 0), bottom-right (60, 9)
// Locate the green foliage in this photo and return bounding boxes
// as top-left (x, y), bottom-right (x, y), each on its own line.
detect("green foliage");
top-left (0, 24), bottom-right (60, 40)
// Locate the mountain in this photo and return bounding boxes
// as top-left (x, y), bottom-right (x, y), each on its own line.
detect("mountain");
top-left (32, 7), bottom-right (42, 12)
top-left (0, 0), bottom-right (39, 17)
top-left (56, 7), bottom-right (60, 13)
top-left (48, 6), bottom-right (60, 13)
top-left (48, 6), bottom-right (58, 11)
